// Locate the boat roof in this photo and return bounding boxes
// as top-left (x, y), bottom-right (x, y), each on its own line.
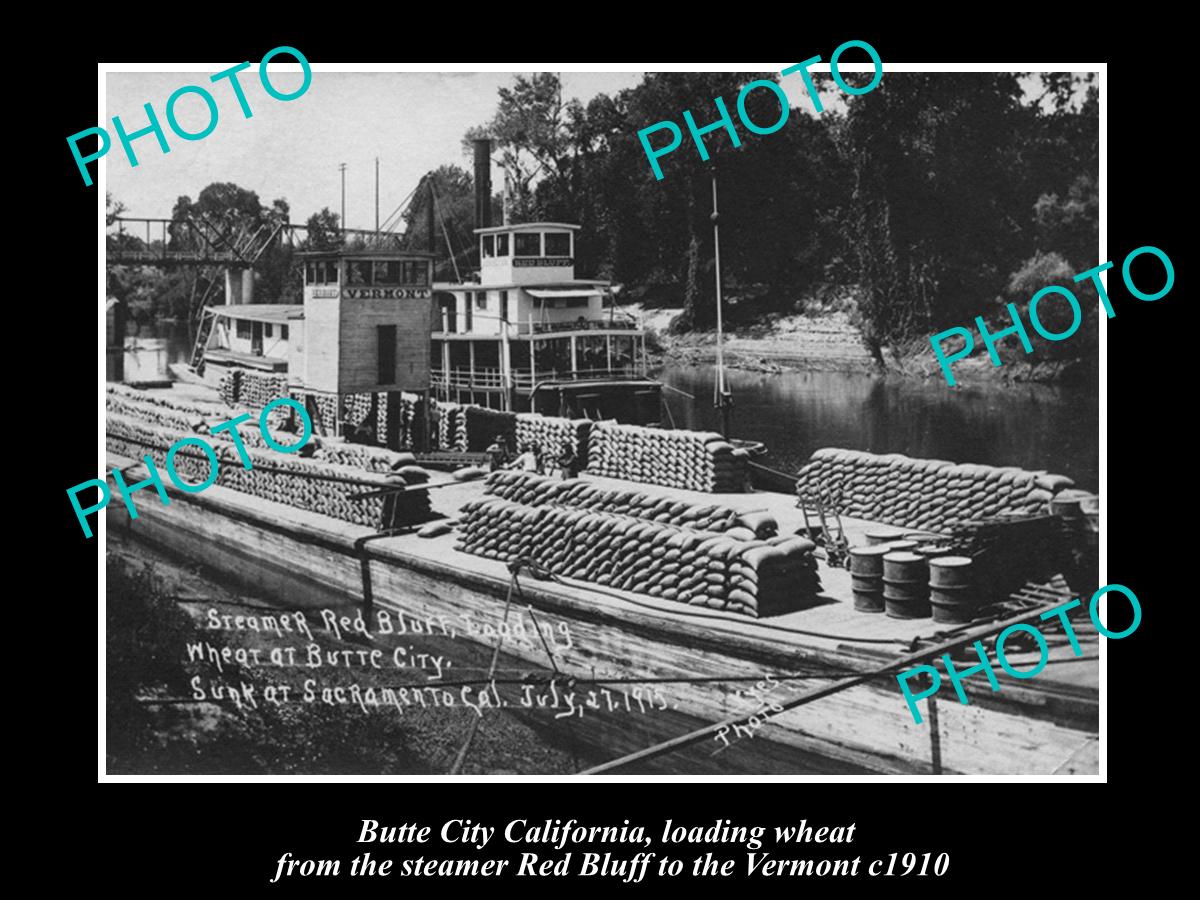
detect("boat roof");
top-left (207, 304), bottom-right (304, 323)
top-left (434, 279), bottom-right (609, 292)
top-left (474, 222), bottom-right (581, 235)
top-left (296, 248), bottom-right (438, 258)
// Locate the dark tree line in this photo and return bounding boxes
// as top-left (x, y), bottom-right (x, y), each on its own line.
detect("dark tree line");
top-left (108, 71), bottom-right (1097, 367)
top-left (464, 71), bottom-right (1098, 358)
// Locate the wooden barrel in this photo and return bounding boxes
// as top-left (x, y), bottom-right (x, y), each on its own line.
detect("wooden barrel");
top-left (883, 551), bottom-right (928, 583)
top-left (930, 585), bottom-right (978, 624)
top-left (883, 587), bottom-right (931, 619)
top-left (849, 545), bottom-right (890, 576)
top-left (851, 573), bottom-right (884, 593)
top-left (917, 544), bottom-right (952, 560)
top-left (880, 539), bottom-right (918, 552)
top-left (853, 587), bottom-right (885, 614)
top-left (929, 556), bottom-right (973, 588)
top-left (882, 551), bottom-right (930, 618)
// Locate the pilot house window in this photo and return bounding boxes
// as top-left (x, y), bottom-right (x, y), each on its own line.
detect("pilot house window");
top-left (544, 233), bottom-right (571, 257)
top-left (514, 233), bottom-right (541, 256)
top-left (482, 235), bottom-right (495, 258)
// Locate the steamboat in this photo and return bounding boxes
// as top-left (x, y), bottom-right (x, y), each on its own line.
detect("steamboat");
top-left (104, 144), bottom-right (1100, 776)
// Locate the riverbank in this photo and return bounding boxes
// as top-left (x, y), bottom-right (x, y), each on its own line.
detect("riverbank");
top-left (631, 306), bottom-right (1096, 386)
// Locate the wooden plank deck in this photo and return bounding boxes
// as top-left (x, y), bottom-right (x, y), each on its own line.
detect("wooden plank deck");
top-left (103, 383), bottom-right (1099, 774)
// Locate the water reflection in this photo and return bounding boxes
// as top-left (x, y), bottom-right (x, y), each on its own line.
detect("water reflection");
top-left (114, 320), bottom-right (193, 384)
top-left (660, 365), bottom-right (1100, 491)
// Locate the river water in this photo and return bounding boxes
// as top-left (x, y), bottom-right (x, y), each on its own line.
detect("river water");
top-left (118, 326), bottom-right (1100, 492)
top-left (659, 364), bottom-right (1100, 492)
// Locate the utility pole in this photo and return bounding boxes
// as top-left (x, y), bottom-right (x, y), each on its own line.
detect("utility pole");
top-left (375, 157), bottom-right (380, 235)
top-left (339, 163), bottom-right (347, 235)
top-left (712, 173), bottom-right (732, 439)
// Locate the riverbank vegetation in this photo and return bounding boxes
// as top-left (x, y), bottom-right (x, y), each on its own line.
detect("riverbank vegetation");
top-left (107, 71), bottom-right (1098, 379)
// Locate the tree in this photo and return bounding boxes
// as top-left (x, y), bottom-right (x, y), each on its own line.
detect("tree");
top-left (303, 207), bottom-right (344, 251)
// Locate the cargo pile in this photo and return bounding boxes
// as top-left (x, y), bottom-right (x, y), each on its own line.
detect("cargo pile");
top-left (434, 402), bottom-right (462, 450)
top-left (218, 369), bottom-right (241, 406)
top-left (456, 405), bottom-right (516, 452)
top-left (106, 388), bottom-right (214, 433)
top-left (482, 472), bottom-right (774, 536)
top-left (455, 496), bottom-right (817, 617)
top-left (313, 444), bottom-right (414, 474)
top-left (587, 422), bottom-right (750, 493)
top-left (794, 448), bottom-right (1074, 532)
top-left (514, 413), bottom-right (591, 464)
top-left (222, 369), bottom-right (289, 411)
top-left (106, 412), bottom-right (432, 528)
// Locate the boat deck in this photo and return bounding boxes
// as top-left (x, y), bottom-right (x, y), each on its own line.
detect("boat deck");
top-left (103, 382), bottom-right (1100, 775)
top-left (392, 473), bottom-right (1099, 696)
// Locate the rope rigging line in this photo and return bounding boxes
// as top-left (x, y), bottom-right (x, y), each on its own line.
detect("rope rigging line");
top-left (447, 563), bottom-right (520, 775)
top-left (430, 184), bottom-right (463, 282)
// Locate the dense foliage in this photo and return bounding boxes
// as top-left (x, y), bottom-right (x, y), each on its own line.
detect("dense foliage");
top-left (464, 71), bottom-right (1098, 358)
top-left (107, 71), bottom-right (1098, 364)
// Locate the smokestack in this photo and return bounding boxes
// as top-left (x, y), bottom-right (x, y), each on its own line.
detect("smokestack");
top-left (473, 138), bottom-right (492, 231)
top-left (425, 175), bottom-right (436, 254)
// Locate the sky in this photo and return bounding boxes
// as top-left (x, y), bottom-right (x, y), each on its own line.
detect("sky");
top-left (104, 69), bottom-right (1078, 229)
top-left (105, 72), bottom-right (644, 228)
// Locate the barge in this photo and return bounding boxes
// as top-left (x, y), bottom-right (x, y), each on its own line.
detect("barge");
top-left (104, 380), bottom-right (1099, 776)
top-left (105, 151), bottom-right (1099, 775)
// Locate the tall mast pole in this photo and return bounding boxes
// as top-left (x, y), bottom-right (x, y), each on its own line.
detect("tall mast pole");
top-left (712, 173), bottom-right (732, 439)
top-left (375, 157), bottom-right (380, 235)
top-left (339, 162), bottom-right (347, 236)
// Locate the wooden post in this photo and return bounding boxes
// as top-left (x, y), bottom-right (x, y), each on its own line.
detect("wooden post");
top-left (383, 391), bottom-right (403, 450)
top-left (606, 334), bottom-right (612, 374)
top-left (570, 334), bottom-right (578, 374)
top-left (441, 340), bottom-right (451, 403)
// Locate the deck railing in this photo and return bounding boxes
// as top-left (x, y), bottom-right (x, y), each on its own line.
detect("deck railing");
top-left (432, 366), bottom-right (651, 393)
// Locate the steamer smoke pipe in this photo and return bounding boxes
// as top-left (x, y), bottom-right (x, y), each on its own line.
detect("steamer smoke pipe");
top-left (711, 174), bottom-right (732, 439)
top-left (473, 138), bottom-right (493, 231)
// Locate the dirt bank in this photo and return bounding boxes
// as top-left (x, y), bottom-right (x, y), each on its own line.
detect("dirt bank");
top-left (630, 306), bottom-right (1094, 385)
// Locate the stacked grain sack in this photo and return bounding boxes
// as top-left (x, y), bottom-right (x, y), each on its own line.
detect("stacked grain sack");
top-left (217, 368), bottom-right (242, 406)
top-left (586, 422), bottom-right (749, 493)
top-left (231, 370), bottom-right (289, 411)
top-left (105, 387), bottom-right (218, 433)
top-left (374, 393), bottom-right (420, 449)
top-left (455, 496), bottom-right (815, 618)
top-left (434, 402), bottom-right (461, 450)
top-left (343, 393), bottom-right (373, 428)
top-left (482, 472), bottom-right (776, 537)
top-left (514, 413), bottom-right (591, 467)
top-left (314, 443), bottom-right (412, 474)
top-left (794, 448), bottom-right (1075, 532)
top-left (106, 411), bottom-right (433, 528)
top-left (456, 405), bottom-right (517, 452)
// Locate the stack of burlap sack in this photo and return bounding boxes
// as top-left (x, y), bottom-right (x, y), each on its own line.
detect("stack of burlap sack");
top-left (106, 391), bottom-right (435, 528)
top-left (514, 413), bottom-right (592, 465)
top-left (483, 472), bottom-right (772, 536)
top-left (794, 448), bottom-right (1075, 532)
top-left (586, 422), bottom-right (750, 493)
top-left (455, 471), bottom-right (813, 617)
top-left (456, 496), bottom-right (817, 618)
top-left (217, 369), bottom-right (241, 407)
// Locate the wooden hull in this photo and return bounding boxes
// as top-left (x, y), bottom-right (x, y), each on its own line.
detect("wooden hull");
top-left (106, 469), bottom-right (1099, 776)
